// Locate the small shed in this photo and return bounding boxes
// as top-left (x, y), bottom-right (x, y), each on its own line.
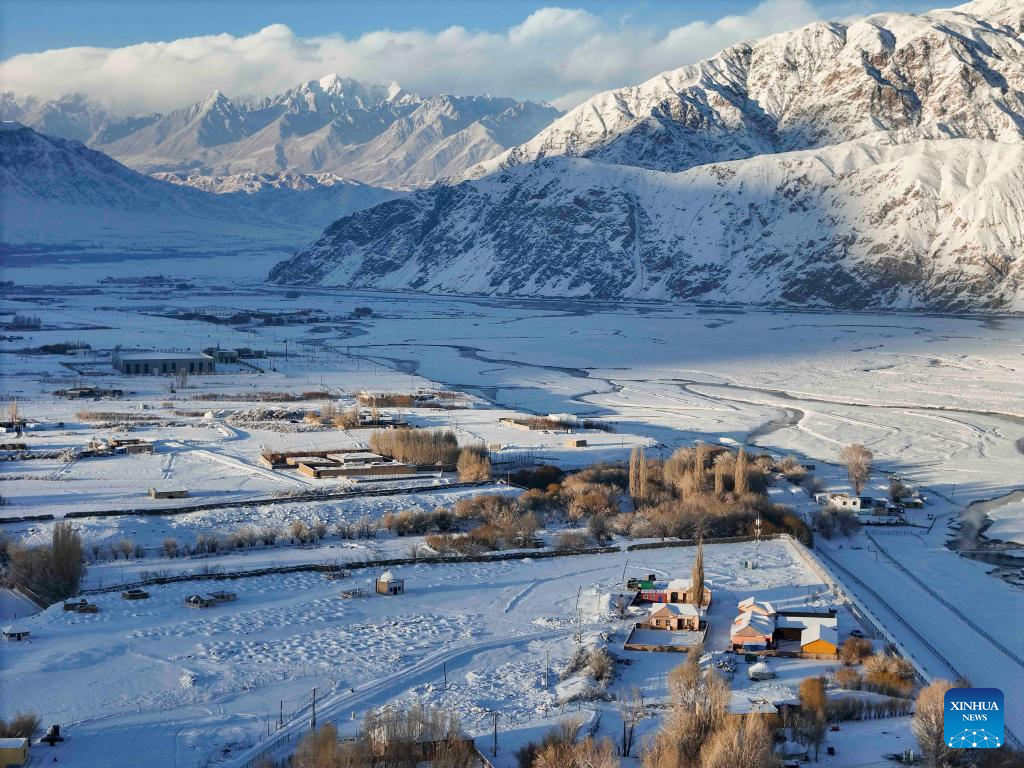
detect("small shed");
top-left (2, 625), bottom-right (31, 641)
top-left (208, 590), bottom-right (237, 603)
top-left (150, 487), bottom-right (189, 499)
top-left (0, 737), bottom-right (28, 767)
top-left (563, 437), bottom-right (588, 448)
top-left (184, 595), bottom-right (212, 608)
top-left (376, 571), bottom-right (405, 596)
top-left (748, 660), bottom-right (776, 681)
top-left (122, 588), bottom-right (150, 600)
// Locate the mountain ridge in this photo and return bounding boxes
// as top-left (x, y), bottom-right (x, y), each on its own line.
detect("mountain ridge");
top-left (0, 123), bottom-right (396, 249)
top-left (269, 0), bottom-right (1024, 312)
top-left (1, 76), bottom-right (561, 189)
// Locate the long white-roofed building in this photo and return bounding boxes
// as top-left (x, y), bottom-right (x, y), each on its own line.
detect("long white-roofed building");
top-left (113, 350), bottom-right (215, 375)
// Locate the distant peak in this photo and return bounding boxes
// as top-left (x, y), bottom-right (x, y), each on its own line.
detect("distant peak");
top-left (318, 73), bottom-right (354, 94)
top-left (386, 81), bottom-right (404, 101)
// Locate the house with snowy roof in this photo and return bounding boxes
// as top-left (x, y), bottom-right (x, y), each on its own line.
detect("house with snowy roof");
top-left (634, 576), bottom-right (712, 607)
top-left (732, 596), bottom-right (839, 655)
top-left (646, 602), bottom-right (703, 631)
top-left (730, 610), bottom-right (775, 650)
top-left (800, 623), bottom-right (839, 655)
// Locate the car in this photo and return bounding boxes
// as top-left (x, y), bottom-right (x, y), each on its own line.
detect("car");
top-left (849, 629), bottom-right (866, 638)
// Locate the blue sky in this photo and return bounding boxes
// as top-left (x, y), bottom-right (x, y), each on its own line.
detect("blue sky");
top-left (1, 0), bottom-right (935, 113)
top-left (1, 0), bottom-right (930, 56)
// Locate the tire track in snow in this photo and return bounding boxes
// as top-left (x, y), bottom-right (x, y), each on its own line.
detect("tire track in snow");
top-left (227, 628), bottom-right (572, 768)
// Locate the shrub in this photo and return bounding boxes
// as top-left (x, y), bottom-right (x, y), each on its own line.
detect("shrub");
top-left (515, 721), bottom-right (578, 768)
top-left (588, 647), bottom-right (613, 682)
top-left (289, 520), bottom-right (309, 542)
top-left (162, 538), bottom-right (179, 558)
top-left (839, 636), bottom-right (873, 665)
top-left (195, 533), bottom-right (220, 553)
top-left (834, 667), bottom-right (862, 689)
top-left (0, 712), bottom-right (40, 739)
top-left (555, 531), bottom-right (593, 550)
top-left (511, 464), bottom-right (565, 489)
top-left (8, 522), bottom-right (84, 602)
top-left (260, 527), bottom-right (279, 545)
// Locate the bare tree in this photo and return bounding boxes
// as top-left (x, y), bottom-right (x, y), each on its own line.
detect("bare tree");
top-left (618, 686), bottom-right (646, 756)
top-left (889, 476), bottom-right (909, 503)
top-left (700, 715), bottom-right (775, 768)
top-left (644, 647), bottom-right (729, 768)
top-left (712, 452), bottom-right (733, 496)
top-left (629, 447), bottom-right (648, 508)
top-left (688, 528), bottom-right (705, 606)
top-left (52, 522), bottom-right (85, 595)
top-left (913, 679), bottom-right (962, 768)
top-left (734, 447), bottom-right (750, 496)
top-left (118, 538), bottom-right (134, 560)
top-left (798, 676), bottom-right (828, 761)
top-left (457, 445), bottom-right (491, 481)
top-left (839, 443), bottom-right (873, 494)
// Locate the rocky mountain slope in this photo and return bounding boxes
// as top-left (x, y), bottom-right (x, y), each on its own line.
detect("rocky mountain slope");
top-left (468, 0), bottom-right (1024, 177)
top-left (2, 75), bottom-right (560, 188)
top-left (271, 0), bottom-right (1024, 312)
top-left (0, 124), bottom-right (395, 249)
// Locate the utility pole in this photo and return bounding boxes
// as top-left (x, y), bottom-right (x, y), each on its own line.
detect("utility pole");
top-left (543, 649), bottom-right (550, 688)
top-left (491, 711), bottom-right (500, 756)
top-left (279, 700), bottom-right (283, 729)
top-left (443, 661), bottom-right (447, 692)
top-left (310, 687), bottom-right (317, 728)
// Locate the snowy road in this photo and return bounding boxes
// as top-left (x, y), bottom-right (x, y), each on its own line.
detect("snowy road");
top-left (818, 535), bottom-right (1024, 746)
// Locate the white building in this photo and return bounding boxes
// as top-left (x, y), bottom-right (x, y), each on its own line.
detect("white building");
top-left (113, 351), bottom-right (215, 375)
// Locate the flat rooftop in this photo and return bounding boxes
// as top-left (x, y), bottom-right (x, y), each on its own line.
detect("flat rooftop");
top-left (116, 352), bottom-right (214, 361)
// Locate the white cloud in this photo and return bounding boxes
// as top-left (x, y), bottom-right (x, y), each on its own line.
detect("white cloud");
top-left (0, 0), bottom-right (824, 114)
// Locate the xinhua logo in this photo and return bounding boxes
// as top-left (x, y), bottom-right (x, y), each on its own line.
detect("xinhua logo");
top-left (944, 688), bottom-right (1004, 748)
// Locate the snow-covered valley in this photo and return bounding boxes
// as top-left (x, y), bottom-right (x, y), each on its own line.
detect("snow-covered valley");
top-left (1, 259), bottom-right (1023, 765)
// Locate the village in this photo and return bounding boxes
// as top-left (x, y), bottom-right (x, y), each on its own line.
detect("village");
top-left (1, 281), bottom-right (1023, 768)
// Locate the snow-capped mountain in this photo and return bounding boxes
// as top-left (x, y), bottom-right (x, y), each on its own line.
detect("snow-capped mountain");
top-left (0, 92), bottom-right (118, 144)
top-left (467, 0), bottom-right (1024, 177)
top-left (270, 0), bottom-right (1024, 312)
top-left (4, 76), bottom-right (560, 189)
top-left (0, 123), bottom-right (395, 248)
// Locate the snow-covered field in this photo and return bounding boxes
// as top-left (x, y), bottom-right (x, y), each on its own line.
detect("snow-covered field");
top-left (2, 264), bottom-right (1023, 764)
top-left (2, 539), bottom-right (852, 767)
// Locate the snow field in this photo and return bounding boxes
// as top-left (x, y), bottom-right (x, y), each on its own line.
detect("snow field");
top-left (0, 539), bottom-right (847, 768)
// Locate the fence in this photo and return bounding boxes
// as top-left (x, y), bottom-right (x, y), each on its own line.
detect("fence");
top-left (626, 533), bottom-right (785, 551)
top-left (792, 539), bottom-right (1023, 748)
top-left (49, 480), bottom-right (501, 522)
top-left (80, 544), bottom-right (620, 596)
top-left (865, 533), bottom-right (1024, 669)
